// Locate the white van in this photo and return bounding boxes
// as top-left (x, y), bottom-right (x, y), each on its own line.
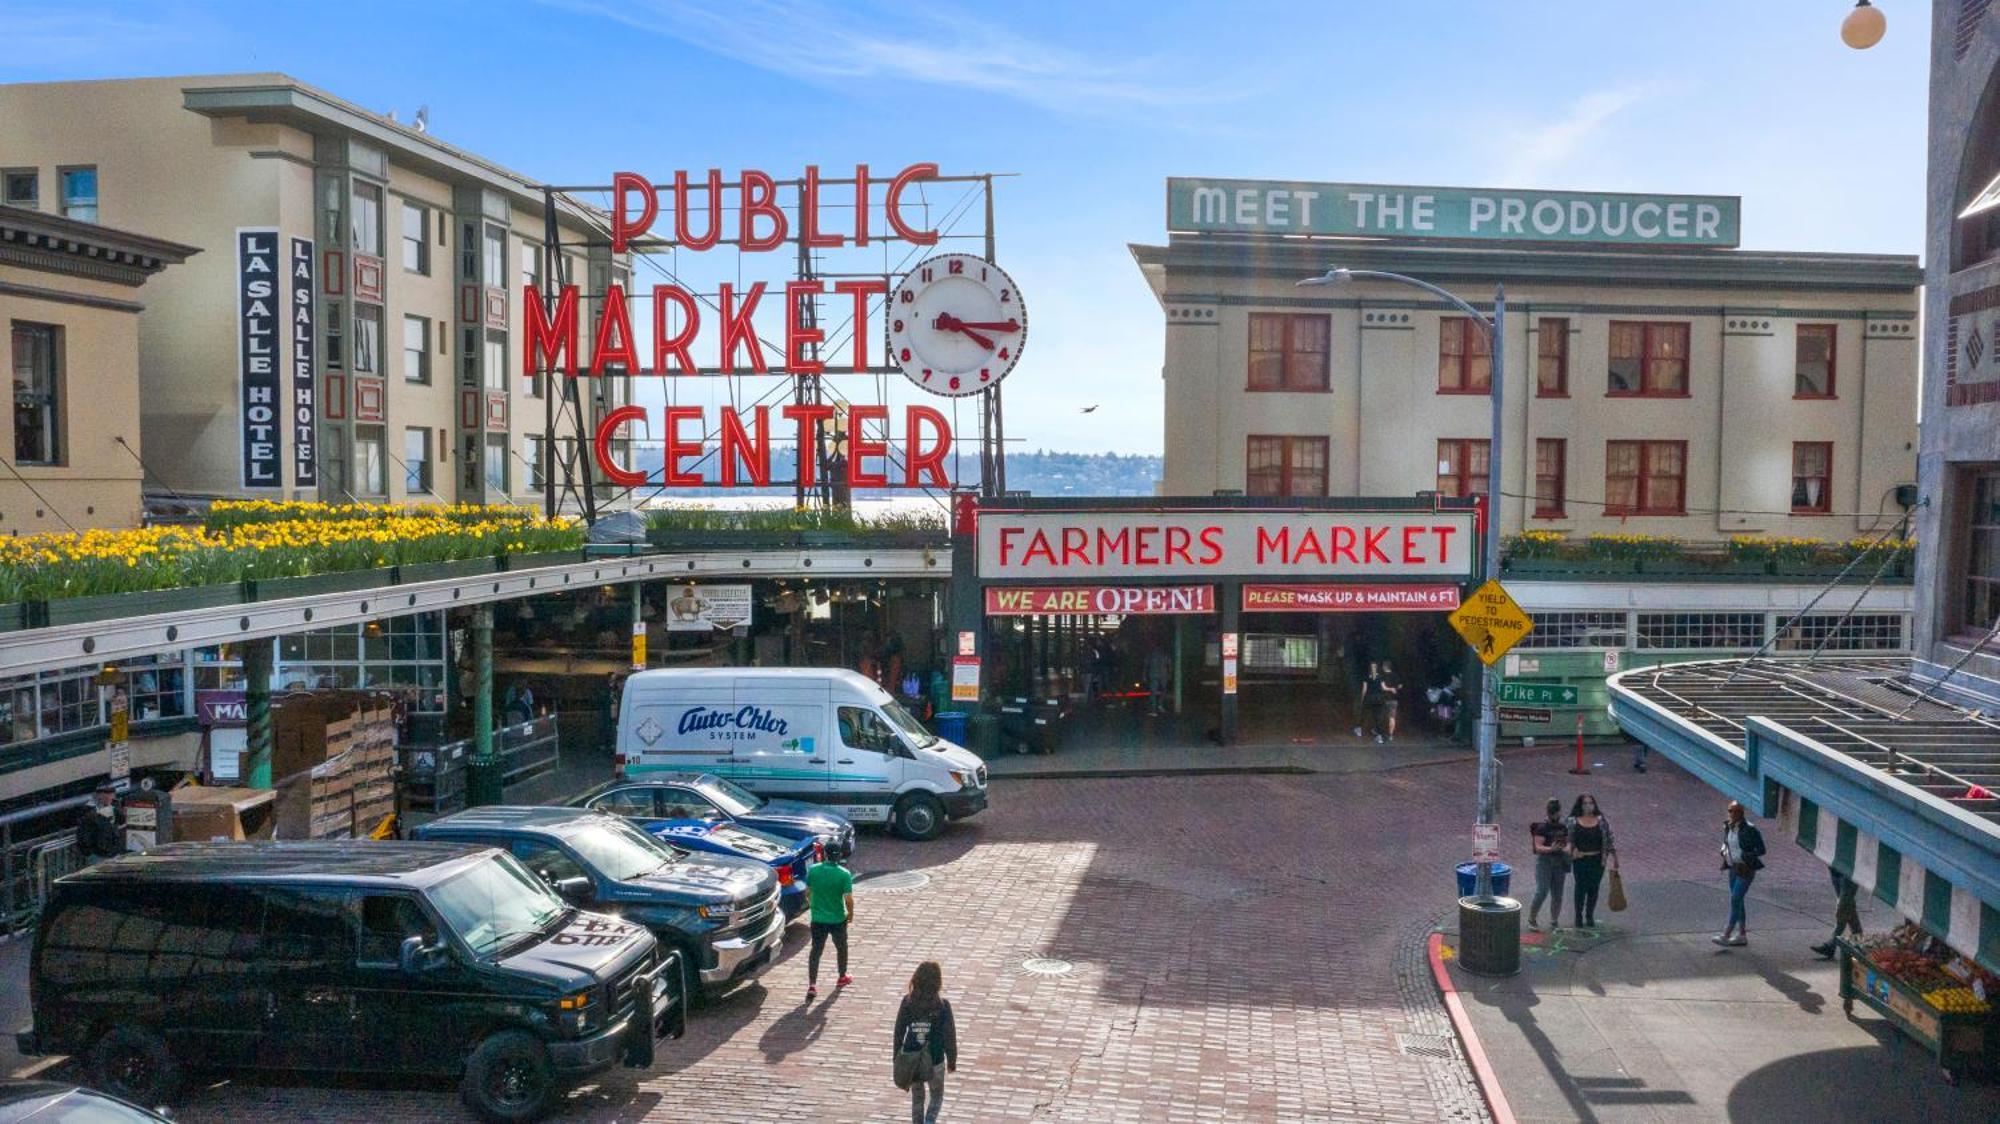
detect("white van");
top-left (615, 668), bottom-right (989, 840)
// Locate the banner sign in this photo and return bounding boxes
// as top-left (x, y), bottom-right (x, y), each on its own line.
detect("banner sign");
top-left (236, 228), bottom-right (283, 488)
top-left (984, 585), bottom-right (1215, 616)
top-left (666, 583), bottom-right (754, 632)
top-left (1168, 178), bottom-right (1741, 247)
top-left (1242, 583), bottom-right (1460, 613)
top-left (977, 509), bottom-right (1476, 581)
top-left (288, 236), bottom-right (317, 486)
top-left (196, 690), bottom-right (248, 727)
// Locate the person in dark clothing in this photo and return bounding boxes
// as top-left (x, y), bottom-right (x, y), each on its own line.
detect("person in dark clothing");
top-left (1713, 800), bottom-right (1767, 947)
top-left (894, 960), bottom-right (958, 1124)
top-left (1377, 662), bottom-right (1402, 742)
top-left (1527, 798), bottom-right (1570, 932)
top-left (76, 784), bottom-right (126, 862)
top-left (1812, 867), bottom-right (1863, 958)
top-left (1565, 794), bottom-right (1617, 929)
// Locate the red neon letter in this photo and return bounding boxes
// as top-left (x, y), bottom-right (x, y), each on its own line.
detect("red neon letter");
top-left (846, 405), bottom-right (889, 488)
top-left (674, 169), bottom-right (722, 251)
top-left (718, 282), bottom-right (768, 373)
top-left (887, 162), bottom-right (941, 245)
top-left (782, 404), bottom-right (836, 487)
top-left (611, 172), bottom-right (657, 254)
top-left (834, 279), bottom-right (888, 371)
top-left (785, 280), bottom-right (825, 375)
top-left (593, 404), bottom-right (647, 487)
top-left (739, 169), bottom-right (787, 252)
top-left (524, 284), bottom-right (580, 378)
top-left (800, 165), bottom-right (844, 249)
top-left (853, 163), bottom-right (872, 246)
top-left (903, 405), bottom-right (951, 488)
top-left (662, 405), bottom-right (704, 487)
top-left (652, 285), bottom-right (699, 374)
top-left (719, 406), bottom-right (772, 487)
top-left (589, 283), bottom-right (638, 375)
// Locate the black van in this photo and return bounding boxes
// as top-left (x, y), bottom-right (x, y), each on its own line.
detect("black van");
top-left (15, 841), bottom-right (684, 1123)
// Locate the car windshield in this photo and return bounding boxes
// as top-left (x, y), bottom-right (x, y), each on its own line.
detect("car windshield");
top-left (701, 777), bottom-right (765, 815)
top-left (565, 818), bottom-right (680, 883)
top-left (880, 697), bottom-right (938, 747)
top-left (428, 854), bottom-right (568, 958)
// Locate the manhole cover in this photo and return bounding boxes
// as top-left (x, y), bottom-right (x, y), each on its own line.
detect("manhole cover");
top-left (851, 871), bottom-right (930, 894)
top-left (1398, 1033), bottom-right (1458, 1059)
top-left (1020, 957), bottom-right (1075, 977)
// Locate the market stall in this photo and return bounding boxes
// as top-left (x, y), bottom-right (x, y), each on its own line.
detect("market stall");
top-left (1839, 922), bottom-right (2000, 1083)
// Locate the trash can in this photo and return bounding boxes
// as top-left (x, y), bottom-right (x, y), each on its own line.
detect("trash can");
top-left (933, 711), bottom-right (969, 745)
top-left (1455, 861), bottom-right (1512, 898)
top-left (967, 712), bottom-right (1001, 758)
top-left (1458, 895), bottom-right (1522, 976)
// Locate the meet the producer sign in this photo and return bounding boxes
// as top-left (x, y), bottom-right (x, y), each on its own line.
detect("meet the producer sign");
top-left (976, 510), bottom-right (1477, 580)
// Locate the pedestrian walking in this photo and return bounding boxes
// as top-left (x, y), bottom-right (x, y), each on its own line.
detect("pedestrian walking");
top-left (1713, 800), bottom-right (1767, 947)
top-left (1527, 798), bottom-right (1570, 931)
top-left (893, 960), bottom-right (958, 1124)
top-left (1812, 867), bottom-right (1863, 958)
top-left (75, 783), bottom-right (125, 864)
top-left (1146, 647), bottom-right (1172, 716)
top-left (1378, 661), bottom-right (1402, 743)
top-left (804, 848), bottom-right (855, 998)
top-left (1352, 660), bottom-right (1379, 738)
top-left (1565, 794), bottom-right (1617, 929)
top-left (1632, 740), bottom-right (1649, 773)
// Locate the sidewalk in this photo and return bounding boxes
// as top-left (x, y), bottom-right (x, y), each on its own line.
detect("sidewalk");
top-left (984, 734), bottom-right (1477, 778)
top-left (1439, 875), bottom-right (2000, 1122)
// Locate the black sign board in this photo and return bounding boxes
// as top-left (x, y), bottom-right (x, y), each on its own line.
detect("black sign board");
top-left (1497, 705), bottom-right (1554, 724)
top-left (236, 228), bottom-right (282, 488)
top-left (289, 237), bottom-right (317, 487)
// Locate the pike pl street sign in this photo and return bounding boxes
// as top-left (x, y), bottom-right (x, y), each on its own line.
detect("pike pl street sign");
top-left (1497, 682), bottom-right (1578, 706)
top-left (1448, 580), bottom-right (1534, 665)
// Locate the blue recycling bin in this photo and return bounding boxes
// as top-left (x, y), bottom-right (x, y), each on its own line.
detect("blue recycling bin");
top-left (933, 711), bottom-right (969, 745)
top-left (1456, 861), bottom-right (1512, 897)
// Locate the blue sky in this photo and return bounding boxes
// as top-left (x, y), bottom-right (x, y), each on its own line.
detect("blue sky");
top-left (3, 1), bottom-right (1929, 457)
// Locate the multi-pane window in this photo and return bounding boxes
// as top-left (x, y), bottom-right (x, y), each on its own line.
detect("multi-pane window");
top-left (484, 435), bottom-right (509, 495)
top-left (121, 654), bottom-right (189, 722)
top-left (482, 227), bottom-right (506, 288)
top-left (1774, 613), bottom-right (1905, 652)
top-left (57, 167), bottom-right (96, 222)
top-left (522, 243), bottom-right (544, 292)
top-left (1537, 318), bottom-right (1569, 396)
top-left (1535, 438), bottom-right (1566, 517)
top-left (1607, 321), bottom-right (1689, 396)
top-left (354, 426), bottom-right (386, 496)
top-left (350, 182), bottom-right (383, 256)
top-left (3, 170), bottom-right (37, 208)
top-left (403, 315), bottom-right (430, 384)
top-left (354, 305), bottom-right (381, 373)
top-left (1515, 611), bottom-right (1629, 650)
top-left (526, 435), bottom-right (546, 491)
top-left (403, 427), bottom-right (431, 494)
top-left (325, 301), bottom-right (344, 368)
top-left (1604, 440), bottom-right (1686, 516)
top-left (1, 667), bottom-right (101, 745)
top-left (1791, 442), bottom-right (1833, 514)
top-left (1247, 313), bottom-right (1329, 391)
top-left (401, 203), bottom-right (429, 274)
top-left (11, 323), bottom-right (62, 465)
top-left (1437, 317), bottom-right (1491, 393)
top-left (1435, 439), bottom-right (1490, 498)
top-left (1795, 324), bottom-right (1836, 398)
top-left (1960, 471), bottom-right (2000, 634)
top-left (1635, 612), bottom-right (1764, 650)
top-left (484, 335), bottom-right (507, 392)
top-left (275, 614), bottom-right (446, 711)
top-left (1245, 436), bottom-right (1328, 497)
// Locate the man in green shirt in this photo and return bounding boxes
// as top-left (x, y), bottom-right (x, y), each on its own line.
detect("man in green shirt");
top-left (804, 854), bottom-right (855, 998)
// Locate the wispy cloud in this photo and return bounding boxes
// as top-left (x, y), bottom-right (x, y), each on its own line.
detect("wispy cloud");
top-left (541, 0), bottom-right (1234, 114)
top-left (1496, 83), bottom-right (1669, 186)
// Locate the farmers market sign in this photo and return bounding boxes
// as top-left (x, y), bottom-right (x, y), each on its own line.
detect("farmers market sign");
top-left (977, 508), bottom-right (1477, 581)
top-left (1168, 179), bottom-right (1740, 247)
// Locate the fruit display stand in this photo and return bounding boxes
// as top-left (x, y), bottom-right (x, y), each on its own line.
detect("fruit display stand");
top-left (1838, 924), bottom-right (1999, 1083)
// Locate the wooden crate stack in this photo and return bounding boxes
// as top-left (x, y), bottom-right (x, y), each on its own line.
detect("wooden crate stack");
top-left (273, 692), bottom-right (399, 840)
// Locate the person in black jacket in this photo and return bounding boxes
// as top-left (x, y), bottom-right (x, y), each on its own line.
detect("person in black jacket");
top-left (75, 784), bottom-right (125, 862)
top-left (1712, 800), bottom-right (1767, 947)
top-left (894, 960), bottom-right (957, 1124)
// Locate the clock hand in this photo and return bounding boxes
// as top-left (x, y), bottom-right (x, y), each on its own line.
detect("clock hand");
top-left (933, 314), bottom-right (996, 350)
top-left (948, 319), bottom-right (1021, 332)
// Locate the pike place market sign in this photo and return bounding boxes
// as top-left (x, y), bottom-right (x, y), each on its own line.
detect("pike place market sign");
top-left (1168, 178), bottom-right (1740, 247)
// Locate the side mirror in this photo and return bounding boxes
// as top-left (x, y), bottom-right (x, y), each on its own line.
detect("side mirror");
top-left (399, 935), bottom-right (446, 974)
top-left (551, 875), bottom-right (594, 904)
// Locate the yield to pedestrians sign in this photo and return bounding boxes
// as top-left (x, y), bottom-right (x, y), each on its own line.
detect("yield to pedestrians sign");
top-left (1448, 580), bottom-right (1534, 665)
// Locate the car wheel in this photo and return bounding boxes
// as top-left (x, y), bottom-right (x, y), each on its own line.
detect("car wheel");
top-left (462, 1029), bottom-right (556, 1123)
top-left (87, 1024), bottom-right (182, 1108)
top-left (893, 792), bottom-right (947, 841)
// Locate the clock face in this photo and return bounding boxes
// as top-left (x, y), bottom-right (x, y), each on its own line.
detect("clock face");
top-left (887, 253), bottom-right (1027, 397)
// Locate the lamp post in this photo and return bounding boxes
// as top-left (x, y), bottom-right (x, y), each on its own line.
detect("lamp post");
top-left (1298, 267), bottom-right (1508, 903)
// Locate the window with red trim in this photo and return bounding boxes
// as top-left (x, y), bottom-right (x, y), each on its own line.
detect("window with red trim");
top-left (1607, 321), bottom-right (1689, 396)
top-left (1604, 440), bottom-right (1686, 515)
top-left (1537, 318), bottom-right (1569, 396)
top-left (1535, 438), bottom-right (1566, 517)
top-left (1246, 436), bottom-right (1328, 497)
top-left (1791, 442), bottom-right (1832, 513)
top-left (1436, 439), bottom-right (1490, 498)
top-left (1437, 317), bottom-right (1491, 393)
top-left (1247, 313), bottom-right (1329, 391)
top-left (1795, 325), bottom-right (1836, 398)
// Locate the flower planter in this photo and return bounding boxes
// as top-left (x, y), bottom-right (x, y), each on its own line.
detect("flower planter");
top-left (1501, 557), bottom-right (1638, 578)
top-left (41, 582), bottom-right (243, 626)
top-left (394, 557), bottom-right (498, 585)
top-left (646, 528), bottom-right (802, 551)
top-left (0, 601), bottom-right (46, 632)
top-left (1638, 558), bottom-right (1773, 578)
top-left (241, 567), bottom-right (395, 602)
top-left (496, 550), bottom-right (581, 572)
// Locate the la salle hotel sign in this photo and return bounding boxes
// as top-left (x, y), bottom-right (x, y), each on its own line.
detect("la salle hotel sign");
top-left (1168, 178), bottom-right (1740, 247)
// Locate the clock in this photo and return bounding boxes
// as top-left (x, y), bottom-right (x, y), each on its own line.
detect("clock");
top-left (887, 253), bottom-right (1027, 397)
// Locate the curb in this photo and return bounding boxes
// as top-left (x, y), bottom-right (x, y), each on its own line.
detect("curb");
top-left (1428, 932), bottom-right (1517, 1124)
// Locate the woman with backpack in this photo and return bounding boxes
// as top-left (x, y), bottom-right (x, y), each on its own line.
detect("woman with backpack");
top-left (893, 961), bottom-right (958, 1124)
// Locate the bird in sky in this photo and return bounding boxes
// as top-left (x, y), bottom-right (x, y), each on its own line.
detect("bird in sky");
top-left (1080, 405), bottom-right (1099, 414)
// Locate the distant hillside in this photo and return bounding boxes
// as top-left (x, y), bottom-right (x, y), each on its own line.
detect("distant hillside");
top-left (630, 448), bottom-right (1160, 497)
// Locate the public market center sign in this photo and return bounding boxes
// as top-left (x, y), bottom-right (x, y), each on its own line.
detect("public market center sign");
top-left (1168, 179), bottom-right (1740, 247)
top-left (977, 509), bottom-right (1477, 581)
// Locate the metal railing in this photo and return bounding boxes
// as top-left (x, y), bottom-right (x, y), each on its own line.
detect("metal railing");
top-left (3, 824), bottom-right (83, 938)
top-left (401, 715), bottom-right (561, 814)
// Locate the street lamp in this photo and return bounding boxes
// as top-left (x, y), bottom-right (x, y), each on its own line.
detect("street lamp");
top-left (1298, 266), bottom-right (1511, 908)
top-left (1841, 1), bottom-right (1886, 50)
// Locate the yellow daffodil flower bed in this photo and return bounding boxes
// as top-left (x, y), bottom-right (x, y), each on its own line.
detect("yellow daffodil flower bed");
top-left (0, 502), bottom-right (581, 604)
top-left (1506, 530), bottom-right (1915, 567)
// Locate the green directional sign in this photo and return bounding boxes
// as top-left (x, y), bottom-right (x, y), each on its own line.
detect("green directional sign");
top-left (1497, 682), bottom-right (1579, 706)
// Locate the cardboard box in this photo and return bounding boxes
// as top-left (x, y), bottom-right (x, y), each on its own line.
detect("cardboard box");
top-left (168, 786), bottom-right (277, 842)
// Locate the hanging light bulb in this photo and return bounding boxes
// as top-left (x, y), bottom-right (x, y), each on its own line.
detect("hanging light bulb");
top-left (1841, 1), bottom-right (1886, 49)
